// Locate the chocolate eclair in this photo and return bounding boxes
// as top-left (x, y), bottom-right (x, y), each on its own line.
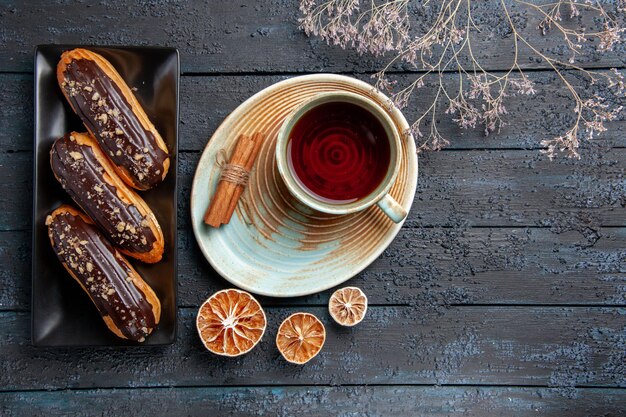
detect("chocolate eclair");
top-left (50, 132), bottom-right (164, 263)
top-left (57, 48), bottom-right (170, 190)
top-left (46, 205), bottom-right (161, 342)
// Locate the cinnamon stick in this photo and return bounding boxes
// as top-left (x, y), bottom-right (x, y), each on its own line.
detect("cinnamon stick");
top-left (203, 132), bottom-right (264, 227)
top-left (223, 131), bottom-right (265, 223)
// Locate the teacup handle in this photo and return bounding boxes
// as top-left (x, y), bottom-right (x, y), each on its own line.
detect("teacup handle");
top-left (376, 194), bottom-right (407, 223)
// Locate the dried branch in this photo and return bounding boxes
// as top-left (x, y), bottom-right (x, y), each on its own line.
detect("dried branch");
top-left (299, 0), bottom-right (626, 159)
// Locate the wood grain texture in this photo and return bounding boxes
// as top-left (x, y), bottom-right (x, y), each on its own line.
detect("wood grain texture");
top-left (176, 73), bottom-right (626, 152)
top-left (3, 223), bottom-right (625, 310)
top-left (179, 148), bottom-right (626, 230)
top-left (2, 386), bottom-right (625, 417)
top-left (0, 232), bottom-right (31, 310)
top-left (2, 1), bottom-right (626, 407)
top-left (1, 307), bottom-right (624, 390)
top-left (3, 73), bottom-right (625, 153)
top-left (0, 0), bottom-right (624, 73)
top-left (0, 75), bottom-right (32, 153)
top-left (177, 226), bottom-right (626, 307)
top-left (0, 151), bottom-right (31, 232)
top-left (4, 147), bottom-right (623, 231)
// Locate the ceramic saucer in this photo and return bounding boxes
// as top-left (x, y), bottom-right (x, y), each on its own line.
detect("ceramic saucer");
top-left (191, 74), bottom-right (418, 297)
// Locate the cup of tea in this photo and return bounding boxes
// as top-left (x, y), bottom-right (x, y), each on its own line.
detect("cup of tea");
top-left (276, 91), bottom-right (407, 223)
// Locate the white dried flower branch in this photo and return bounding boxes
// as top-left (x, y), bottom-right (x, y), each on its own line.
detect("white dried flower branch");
top-left (299, 0), bottom-right (626, 159)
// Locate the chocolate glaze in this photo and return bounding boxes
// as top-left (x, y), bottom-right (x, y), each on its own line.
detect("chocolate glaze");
top-left (61, 58), bottom-right (168, 190)
top-left (47, 209), bottom-right (157, 341)
top-left (50, 134), bottom-right (157, 254)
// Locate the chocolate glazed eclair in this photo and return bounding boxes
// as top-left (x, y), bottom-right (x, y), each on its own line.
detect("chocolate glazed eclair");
top-left (51, 132), bottom-right (164, 263)
top-left (46, 205), bottom-right (161, 342)
top-left (57, 48), bottom-right (170, 190)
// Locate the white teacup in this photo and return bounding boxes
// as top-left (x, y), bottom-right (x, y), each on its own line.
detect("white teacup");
top-left (275, 91), bottom-right (407, 223)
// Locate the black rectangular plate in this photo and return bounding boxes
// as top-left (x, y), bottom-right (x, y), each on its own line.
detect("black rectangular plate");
top-left (32, 45), bottom-right (179, 346)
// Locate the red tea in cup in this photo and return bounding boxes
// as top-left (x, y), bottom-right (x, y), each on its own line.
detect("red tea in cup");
top-left (276, 91), bottom-right (407, 223)
top-left (287, 101), bottom-right (391, 204)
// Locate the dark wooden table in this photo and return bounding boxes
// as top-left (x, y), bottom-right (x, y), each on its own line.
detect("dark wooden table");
top-left (1, 1), bottom-right (625, 416)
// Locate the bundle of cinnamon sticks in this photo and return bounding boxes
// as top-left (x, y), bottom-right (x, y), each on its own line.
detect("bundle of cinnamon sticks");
top-left (204, 132), bottom-right (265, 227)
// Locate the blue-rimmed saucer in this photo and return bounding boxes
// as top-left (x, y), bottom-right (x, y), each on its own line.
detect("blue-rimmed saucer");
top-left (190, 74), bottom-right (418, 297)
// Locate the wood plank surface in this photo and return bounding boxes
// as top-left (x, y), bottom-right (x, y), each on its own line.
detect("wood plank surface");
top-left (1, 0), bottom-right (625, 73)
top-left (0, 151), bottom-right (31, 232)
top-left (1, 307), bottom-right (624, 389)
top-left (3, 70), bottom-right (624, 229)
top-left (180, 149), bottom-right (626, 230)
top-left (177, 73), bottom-right (626, 152)
top-left (3, 147), bottom-right (624, 231)
top-left (3, 73), bottom-right (625, 153)
top-left (2, 0), bottom-right (625, 411)
top-left (3, 225), bottom-right (624, 310)
top-left (177, 226), bottom-right (626, 307)
top-left (2, 386), bottom-right (625, 417)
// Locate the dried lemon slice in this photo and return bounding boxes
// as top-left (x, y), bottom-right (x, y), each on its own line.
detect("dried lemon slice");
top-left (276, 312), bottom-right (326, 364)
top-left (328, 286), bottom-right (368, 326)
top-left (196, 289), bottom-right (267, 357)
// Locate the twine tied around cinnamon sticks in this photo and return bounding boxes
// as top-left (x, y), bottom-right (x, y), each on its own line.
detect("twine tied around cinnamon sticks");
top-left (217, 151), bottom-right (251, 186)
top-left (204, 132), bottom-right (265, 227)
